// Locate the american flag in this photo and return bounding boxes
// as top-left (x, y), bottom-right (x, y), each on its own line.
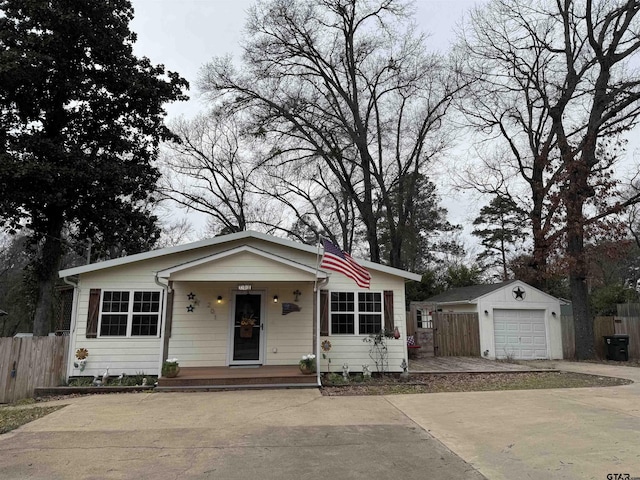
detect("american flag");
top-left (320, 239), bottom-right (371, 289)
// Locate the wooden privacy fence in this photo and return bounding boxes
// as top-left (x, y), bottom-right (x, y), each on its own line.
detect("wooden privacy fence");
top-left (0, 336), bottom-right (69, 404)
top-left (614, 317), bottom-right (640, 359)
top-left (433, 312), bottom-right (481, 357)
top-left (561, 314), bottom-right (639, 360)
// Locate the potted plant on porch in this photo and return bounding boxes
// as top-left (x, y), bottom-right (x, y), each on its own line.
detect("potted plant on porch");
top-left (299, 354), bottom-right (316, 374)
top-left (162, 358), bottom-right (180, 378)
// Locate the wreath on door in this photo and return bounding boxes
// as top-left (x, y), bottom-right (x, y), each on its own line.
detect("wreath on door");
top-left (240, 317), bottom-right (255, 338)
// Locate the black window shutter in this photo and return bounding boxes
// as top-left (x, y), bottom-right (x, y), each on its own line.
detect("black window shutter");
top-left (384, 290), bottom-right (394, 331)
top-left (320, 290), bottom-right (329, 336)
top-left (87, 288), bottom-right (101, 338)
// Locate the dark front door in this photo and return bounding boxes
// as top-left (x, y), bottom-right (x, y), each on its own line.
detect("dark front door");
top-left (232, 293), bottom-right (263, 363)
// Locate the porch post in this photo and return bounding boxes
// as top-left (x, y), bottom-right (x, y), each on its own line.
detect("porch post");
top-left (315, 282), bottom-right (321, 386)
top-left (159, 282), bottom-right (174, 376)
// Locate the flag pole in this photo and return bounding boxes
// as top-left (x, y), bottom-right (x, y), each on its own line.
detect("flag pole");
top-left (314, 234), bottom-right (324, 389)
top-left (314, 234), bottom-right (324, 293)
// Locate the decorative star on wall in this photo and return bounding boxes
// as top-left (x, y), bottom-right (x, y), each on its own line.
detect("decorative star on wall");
top-left (187, 304), bottom-right (195, 312)
top-left (187, 292), bottom-right (196, 300)
top-left (512, 287), bottom-right (526, 301)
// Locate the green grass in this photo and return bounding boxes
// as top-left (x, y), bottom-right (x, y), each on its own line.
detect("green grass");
top-left (0, 404), bottom-right (65, 434)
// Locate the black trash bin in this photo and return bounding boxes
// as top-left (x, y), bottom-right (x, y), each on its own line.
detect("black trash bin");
top-left (603, 334), bottom-right (629, 361)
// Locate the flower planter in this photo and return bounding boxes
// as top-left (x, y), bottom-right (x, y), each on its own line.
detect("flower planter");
top-left (299, 365), bottom-right (315, 375)
top-left (162, 366), bottom-right (180, 378)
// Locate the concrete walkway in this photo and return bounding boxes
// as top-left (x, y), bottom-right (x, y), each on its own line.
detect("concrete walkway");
top-left (389, 361), bottom-right (640, 480)
top-left (409, 356), bottom-right (550, 373)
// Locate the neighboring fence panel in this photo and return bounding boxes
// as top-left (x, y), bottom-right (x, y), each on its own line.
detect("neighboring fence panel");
top-left (616, 303), bottom-right (640, 317)
top-left (614, 304), bottom-right (640, 360)
top-left (0, 336), bottom-right (69, 404)
top-left (614, 317), bottom-right (640, 360)
top-left (559, 315), bottom-right (640, 360)
top-left (593, 317), bottom-right (615, 360)
top-left (432, 313), bottom-right (480, 357)
top-left (561, 315), bottom-right (576, 360)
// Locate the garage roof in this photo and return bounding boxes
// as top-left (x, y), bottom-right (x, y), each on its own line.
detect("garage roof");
top-left (424, 280), bottom-right (518, 304)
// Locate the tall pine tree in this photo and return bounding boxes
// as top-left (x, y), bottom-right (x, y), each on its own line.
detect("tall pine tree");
top-left (472, 196), bottom-right (526, 281)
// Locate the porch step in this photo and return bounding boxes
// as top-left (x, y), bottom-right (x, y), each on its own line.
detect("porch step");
top-left (155, 383), bottom-right (318, 392)
top-left (156, 365), bottom-right (318, 389)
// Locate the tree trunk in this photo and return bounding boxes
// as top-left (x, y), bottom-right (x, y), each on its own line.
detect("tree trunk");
top-left (365, 219), bottom-right (381, 264)
top-left (570, 270), bottom-right (594, 359)
top-left (529, 173), bottom-right (550, 290)
top-left (32, 219), bottom-right (64, 336)
top-left (566, 186), bottom-right (595, 359)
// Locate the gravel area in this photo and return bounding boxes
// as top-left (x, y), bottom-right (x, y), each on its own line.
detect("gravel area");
top-left (321, 371), bottom-right (632, 396)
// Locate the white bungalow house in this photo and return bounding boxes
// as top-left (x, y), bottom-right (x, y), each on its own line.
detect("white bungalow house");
top-left (58, 231), bottom-right (421, 386)
top-left (421, 280), bottom-right (563, 360)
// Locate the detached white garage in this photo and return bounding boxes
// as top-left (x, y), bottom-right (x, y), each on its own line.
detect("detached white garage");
top-left (424, 280), bottom-right (563, 360)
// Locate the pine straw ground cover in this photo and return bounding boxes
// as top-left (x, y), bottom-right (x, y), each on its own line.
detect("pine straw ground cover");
top-left (321, 371), bottom-right (632, 396)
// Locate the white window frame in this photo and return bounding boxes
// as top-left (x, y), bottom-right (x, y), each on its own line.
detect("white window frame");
top-left (98, 289), bottom-right (163, 338)
top-left (329, 290), bottom-right (383, 335)
top-left (416, 308), bottom-right (433, 329)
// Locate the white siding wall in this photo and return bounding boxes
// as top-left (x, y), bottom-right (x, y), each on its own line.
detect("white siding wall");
top-left (68, 237), bottom-right (411, 375)
top-left (167, 281), bottom-right (315, 366)
top-left (168, 282), bottom-right (228, 366)
top-left (319, 271), bottom-right (408, 373)
top-left (68, 264), bottom-right (168, 378)
top-left (265, 282), bottom-right (314, 365)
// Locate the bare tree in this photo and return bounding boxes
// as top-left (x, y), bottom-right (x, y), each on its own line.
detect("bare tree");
top-left (155, 217), bottom-right (196, 248)
top-left (459, 0), bottom-right (640, 359)
top-left (198, 0), bottom-right (464, 267)
top-left (257, 158), bottom-right (359, 249)
top-left (160, 111), bottom-right (269, 235)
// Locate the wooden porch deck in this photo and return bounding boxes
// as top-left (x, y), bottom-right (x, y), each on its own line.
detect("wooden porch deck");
top-left (156, 365), bottom-right (319, 390)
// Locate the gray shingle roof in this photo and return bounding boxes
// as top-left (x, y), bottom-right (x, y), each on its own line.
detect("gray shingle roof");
top-left (423, 280), bottom-right (518, 304)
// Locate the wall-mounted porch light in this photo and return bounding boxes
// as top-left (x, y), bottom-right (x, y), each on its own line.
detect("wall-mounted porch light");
top-left (273, 295), bottom-right (279, 303)
top-left (217, 296), bottom-right (223, 304)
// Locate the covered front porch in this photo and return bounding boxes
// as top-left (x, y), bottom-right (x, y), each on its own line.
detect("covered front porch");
top-left (156, 365), bottom-right (318, 390)
top-left (157, 244), bottom-right (328, 378)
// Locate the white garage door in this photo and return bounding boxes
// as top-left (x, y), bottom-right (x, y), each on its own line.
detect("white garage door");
top-left (493, 309), bottom-right (548, 360)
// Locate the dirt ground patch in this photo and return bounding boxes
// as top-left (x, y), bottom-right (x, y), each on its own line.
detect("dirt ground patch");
top-left (321, 371), bottom-right (632, 396)
top-left (0, 404), bottom-right (65, 434)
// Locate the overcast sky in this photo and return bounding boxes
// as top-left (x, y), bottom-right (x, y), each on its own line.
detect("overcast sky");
top-left (128, 0), bottom-right (483, 241)
top-left (129, 0), bottom-right (478, 118)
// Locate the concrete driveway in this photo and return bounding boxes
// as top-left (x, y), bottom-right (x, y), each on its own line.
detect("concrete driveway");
top-left (0, 390), bottom-right (485, 480)
top-left (390, 361), bottom-right (640, 480)
top-left (0, 362), bottom-right (638, 480)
